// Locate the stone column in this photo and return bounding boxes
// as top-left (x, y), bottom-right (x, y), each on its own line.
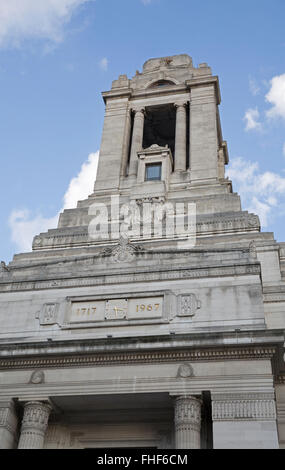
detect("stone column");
top-left (174, 103), bottom-right (187, 172)
top-left (189, 84), bottom-right (218, 182)
top-left (0, 400), bottom-right (18, 449)
top-left (174, 395), bottom-right (202, 449)
top-left (18, 401), bottom-right (52, 449)
top-left (120, 108), bottom-right (132, 177)
top-left (128, 108), bottom-right (145, 177)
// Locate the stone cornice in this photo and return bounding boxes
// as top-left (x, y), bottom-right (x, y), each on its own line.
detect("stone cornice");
top-left (101, 89), bottom-right (132, 103)
top-left (0, 330), bottom-right (283, 370)
top-left (0, 263), bottom-right (261, 293)
top-left (0, 346), bottom-right (278, 371)
top-left (186, 76), bottom-right (221, 105)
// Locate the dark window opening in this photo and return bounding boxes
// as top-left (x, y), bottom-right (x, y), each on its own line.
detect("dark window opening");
top-left (145, 163), bottom-right (162, 181)
top-left (126, 111), bottom-right (135, 176)
top-left (149, 80), bottom-right (175, 88)
top-left (186, 102), bottom-right (190, 169)
top-left (143, 104), bottom-right (176, 166)
top-left (201, 391), bottom-right (214, 449)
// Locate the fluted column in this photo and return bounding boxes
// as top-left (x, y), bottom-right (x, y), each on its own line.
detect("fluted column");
top-left (174, 103), bottom-right (187, 172)
top-left (128, 108), bottom-right (145, 177)
top-left (174, 395), bottom-right (202, 449)
top-left (18, 401), bottom-right (52, 449)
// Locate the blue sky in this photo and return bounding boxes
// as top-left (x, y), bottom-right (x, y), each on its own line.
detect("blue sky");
top-left (0, 0), bottom-right (285, 262)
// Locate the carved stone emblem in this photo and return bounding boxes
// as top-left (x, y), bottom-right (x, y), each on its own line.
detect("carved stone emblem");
top-left (38, 303), bottom-right (59, 325)
top-left (33, 236), bottom-right (43, 247)
top-left (179, 294), bottom-right (201, 317)
top-left (29, 370), bottom-right (45, 384)
top-left (105, 299), bottom-right (128, 320)
top-left (136, 196), bottom-right (165, 206)
top-left (177, 363), bottom-right (194, 378)
top-left (249, 241), bottom-right (257, 260)
top-left (103, 236), bottom-right (143, 263)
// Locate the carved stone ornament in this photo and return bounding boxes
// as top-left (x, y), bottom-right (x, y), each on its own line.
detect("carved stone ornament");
top-left (29, 370), bottom-right (45, 384)
top-left (179, 294), bottom-right (201, 317)
top-left (0, 261), bottom-right (9, 273)
top-left (38, 303), bottom-right (59, 325)
top-left (105, 299), bottom-right (128, 320)
top-left (103, 236), bottom-right (144, 263)
top-left (33, 236), bottom-right (43, 247)
top-left (249, 241), bottom-right (257, 260)
top-left (177, 363), bottom-right (194, 378)
top-left (136, 196), bottom-right (165, 206)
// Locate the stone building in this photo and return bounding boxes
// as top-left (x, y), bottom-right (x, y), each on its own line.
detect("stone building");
top-left (0, 54), bottom-right (285, 449)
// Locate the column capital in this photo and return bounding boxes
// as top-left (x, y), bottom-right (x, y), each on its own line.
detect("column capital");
top-left (174, 102), bottom-right (188, 109)
top-left (174, 395), bottom-right (202, 449)
top-left (132, 107), bottom-right (145, 115)
top-left (174, 395), bottom-right (202, 428)
top-left (18, 401), bottom-right (52, 449)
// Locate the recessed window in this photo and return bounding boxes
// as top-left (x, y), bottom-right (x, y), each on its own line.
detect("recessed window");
top-left (149, 80), bottom-right (175, 88)
top-left (145, 163), bottom-right (162, 181)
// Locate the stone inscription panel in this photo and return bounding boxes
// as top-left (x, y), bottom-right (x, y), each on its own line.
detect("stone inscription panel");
top-left (70, 296), bottom-right (163, 323)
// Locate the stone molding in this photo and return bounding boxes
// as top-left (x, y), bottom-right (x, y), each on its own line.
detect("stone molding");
top-left (0, 346), bottom-right (276, 371)
top-left (29, 212), bottom-right (260, 251)
top-left (212, 393), bottom-right (277, 421)
top-left (0, 264), bottom-right (261, 293)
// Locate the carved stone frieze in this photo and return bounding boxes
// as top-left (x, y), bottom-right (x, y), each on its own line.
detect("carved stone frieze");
top-left (212, 393), bottom-right (277, 421)
top-left (0, 346), bottom-right (277, 371)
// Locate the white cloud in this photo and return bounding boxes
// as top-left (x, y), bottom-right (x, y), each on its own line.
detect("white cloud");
top-left (244, 107), bottom-right (262, 131)
top-left (226, 157), bottom-right (285, 227)
top-left (9, 151), bottom-right (99, 253)
top-left (249, 77), bottom-right (260, 96)
top-left (9, 210), bottom-right (59, 253)
top-left (99, 57), bottom-right (108, 71)
top-left (0, 0), bottom-right (90, 48)
top-left (266, 73), bottom-right (285, 120)
top-left (63, 152), bottom-right (99, 209)
top-left (141, 0), bottom-right (152, 4)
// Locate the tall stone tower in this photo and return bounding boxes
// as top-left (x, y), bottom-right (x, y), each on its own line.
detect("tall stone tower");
top-left (0, 55), bottom-right (284, 449)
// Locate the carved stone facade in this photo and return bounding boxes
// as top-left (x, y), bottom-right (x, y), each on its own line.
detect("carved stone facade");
top-left (0, 54), bottom-right (284, 449)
